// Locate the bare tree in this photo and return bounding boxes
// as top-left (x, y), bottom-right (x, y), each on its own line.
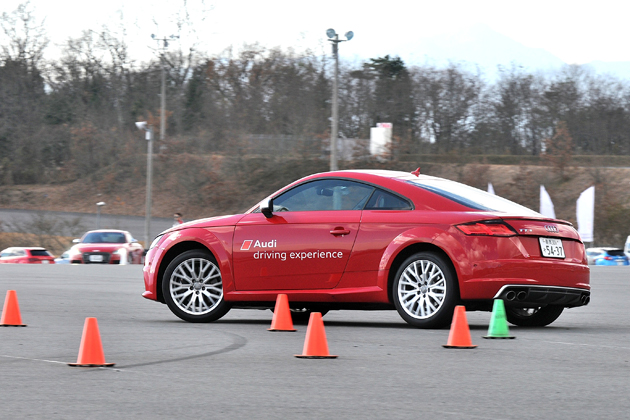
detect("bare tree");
top-left (413, 63), bottom-right (480, 152)
top-left (0, 1), bottom-right (48, 69)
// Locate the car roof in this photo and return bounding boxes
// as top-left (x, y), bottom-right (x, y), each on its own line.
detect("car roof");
top-left (334, 169), bottom-right (441, 182)
top-left (84, 229), bottom-right (129, 234)
top-left (299, 169), bottom-right (542, 217)
top-left (1, 247), bottom-right (48, 251)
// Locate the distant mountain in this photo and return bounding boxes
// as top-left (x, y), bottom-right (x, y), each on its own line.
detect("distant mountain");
top-left (396, 24), bottom-right (567, 78)
top-left (345, 24), bottom-right (630, 82)
top-left (581, 61), bottom-right (630, 80)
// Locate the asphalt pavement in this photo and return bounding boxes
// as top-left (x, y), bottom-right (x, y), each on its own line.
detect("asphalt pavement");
top-left (0, 265), bottom-right (628, 419)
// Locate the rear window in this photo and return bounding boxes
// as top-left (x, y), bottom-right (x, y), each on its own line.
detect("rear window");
top-left (30, 250), bottom-right (52, 257)
top-left (607, 250), bottom-right (625, 257)
top-left (407, 178), bottom-right (540, 216)
top-left (365, 189), bottom-right (412, 210)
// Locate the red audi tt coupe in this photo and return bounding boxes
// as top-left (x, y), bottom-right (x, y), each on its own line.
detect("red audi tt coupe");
top-left (142, 170), bottom-right (590, 328)
top-left (69, 229), bottom-right (145, 264)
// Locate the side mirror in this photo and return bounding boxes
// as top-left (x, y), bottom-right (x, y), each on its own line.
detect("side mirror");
top-left (259, 197), bottom-right (274, 219)
top-left (72, 238), bottom-right (80, 244)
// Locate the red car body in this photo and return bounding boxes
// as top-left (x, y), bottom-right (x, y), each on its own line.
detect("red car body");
top-left (0, 247), bottom-right (55, 264)
top-left (70, 229), bottom-right (144, 264)
top-left (143, 170), bottom-right (590, 328)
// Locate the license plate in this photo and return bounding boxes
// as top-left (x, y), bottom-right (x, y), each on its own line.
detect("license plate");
top-left (539, 237), bottom-right (565, 258)
top-left (41, 260), bottom-right (50, 264)
top-left (618, 261), bottom-right (625, 266)
top-left (89, 255), bottom-right (104, 262)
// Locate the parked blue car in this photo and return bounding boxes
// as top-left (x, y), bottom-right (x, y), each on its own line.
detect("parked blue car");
top-left (586, 248), bottom-right (629, 266)
top-left (54, 251), bottom-right (71, 264)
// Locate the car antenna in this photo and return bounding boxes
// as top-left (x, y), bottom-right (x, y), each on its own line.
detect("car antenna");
top-left (411, 167), bottom-right (421, 177)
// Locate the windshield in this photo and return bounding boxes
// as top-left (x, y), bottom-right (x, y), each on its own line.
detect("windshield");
top-left (82, 232), bottom-right (127, 244)
top-left (407, 178), bottom-right (541, 216)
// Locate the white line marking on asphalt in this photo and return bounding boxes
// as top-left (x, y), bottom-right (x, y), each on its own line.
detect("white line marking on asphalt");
top-left (542, 341), bottom-right (630, 350)
top-left (1, 354), bottom-right (68, 365)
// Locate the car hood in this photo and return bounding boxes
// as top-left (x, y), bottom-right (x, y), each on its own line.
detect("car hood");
top-left (164, 214), bottom-right (245, 234)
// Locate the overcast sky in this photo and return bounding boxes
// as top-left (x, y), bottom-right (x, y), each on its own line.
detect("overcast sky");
top-left (1, 0), bottom-right (628, 65)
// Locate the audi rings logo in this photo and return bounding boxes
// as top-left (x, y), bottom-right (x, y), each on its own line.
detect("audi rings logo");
top-left (544, 225), bottom-right (559, 233)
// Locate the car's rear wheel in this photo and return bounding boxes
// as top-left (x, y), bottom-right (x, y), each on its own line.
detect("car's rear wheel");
top-left (393, 252), bottom-right (458, 328)
top-left (505, 306), bottom-right (564, 327)
top-left (162, 249), bottom-right (231, 323)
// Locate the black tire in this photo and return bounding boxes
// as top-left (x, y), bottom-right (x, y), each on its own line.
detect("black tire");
top-left (162, 249), bottom-right (231, 323)
top-left (392, 252), bottom-right (458, 328)
top-left (271, 308), bottom-right (329, 325)
top-left (505, 306), bottom-right (564, 327)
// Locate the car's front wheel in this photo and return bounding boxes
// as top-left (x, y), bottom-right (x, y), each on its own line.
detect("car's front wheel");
top-left (505, 306), bottom-right (564, 327)
top-left (392, 252), bottom-right (458, 328)
top-left (162, 249), bottom-right (231, 323)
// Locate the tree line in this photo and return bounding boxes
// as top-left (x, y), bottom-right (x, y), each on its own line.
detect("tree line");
top-left (2, 3), bottom-right (630, 186)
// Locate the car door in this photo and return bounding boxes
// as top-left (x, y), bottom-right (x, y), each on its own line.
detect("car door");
top-left (233, 178), bottom-right (375, 291)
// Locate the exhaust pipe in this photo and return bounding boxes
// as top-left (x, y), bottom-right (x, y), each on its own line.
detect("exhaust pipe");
top-left (505, 291), bottom-right (516, 301)
top-left (516, 291), bottom-right (528, 301)
top-left (581, 295), bottom-right (590, 305)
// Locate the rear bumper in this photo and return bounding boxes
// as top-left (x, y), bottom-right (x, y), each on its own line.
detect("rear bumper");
top-left (494, 285), bottom-right (590, 308)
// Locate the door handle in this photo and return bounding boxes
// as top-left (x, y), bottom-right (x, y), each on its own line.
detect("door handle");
top-left (330, 228), bottom-right (351, 236)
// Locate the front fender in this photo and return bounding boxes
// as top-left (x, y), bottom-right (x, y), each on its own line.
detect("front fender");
top-left (149, 226), bottom-right (235, 297)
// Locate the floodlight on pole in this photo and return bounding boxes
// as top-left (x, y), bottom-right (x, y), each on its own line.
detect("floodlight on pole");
top-left (96, 201), bottom-right (106, 229)
top-left (326, 28), bottom-right (353, 171)
top-left (152, 34), bottom-right (179, 145)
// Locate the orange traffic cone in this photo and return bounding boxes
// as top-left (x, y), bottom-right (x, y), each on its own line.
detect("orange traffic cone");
top-left (68, 317), bottom-right (115, 367)
top-left (443, 306), bottom-right (477, 349)
top-left (295, 312), bottom-right (337, 359)
top-left (0, 290), bottom-right (26, 327)
top-left (268, 294), bottom-right (296, 332)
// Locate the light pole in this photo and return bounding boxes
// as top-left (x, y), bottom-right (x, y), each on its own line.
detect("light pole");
top-left (151, 34), bottom-right (178, 147)
top-left (326, 28), bottom-right (353, 171)
top-left (135, 122), bottom-right (154, 249)
top-left (96, 201), bottom-right (106, 229)
top-left (134, 34), bottom-right (176, 249)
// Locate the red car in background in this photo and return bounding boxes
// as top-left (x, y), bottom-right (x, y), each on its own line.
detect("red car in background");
top-left (142, 169), bottom-right (591, 328)
top-left (0, 247), bottom-right (55, 264)
top-left (69, 229), bottom-right (144, 264)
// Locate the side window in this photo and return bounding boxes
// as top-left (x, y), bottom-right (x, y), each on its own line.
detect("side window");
top-left (273, 179), bottom-right (375, 211)
top-left (365, 189), bottom-right (412, 210)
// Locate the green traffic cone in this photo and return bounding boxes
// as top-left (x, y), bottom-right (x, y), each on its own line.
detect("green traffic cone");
top-left (483, 299), bottom-right (515, 339)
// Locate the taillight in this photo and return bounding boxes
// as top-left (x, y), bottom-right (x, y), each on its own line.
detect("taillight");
top-left (456, 221), bottom-right (516, 237)
top-left (604, 256), bottom-right (613, 260)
